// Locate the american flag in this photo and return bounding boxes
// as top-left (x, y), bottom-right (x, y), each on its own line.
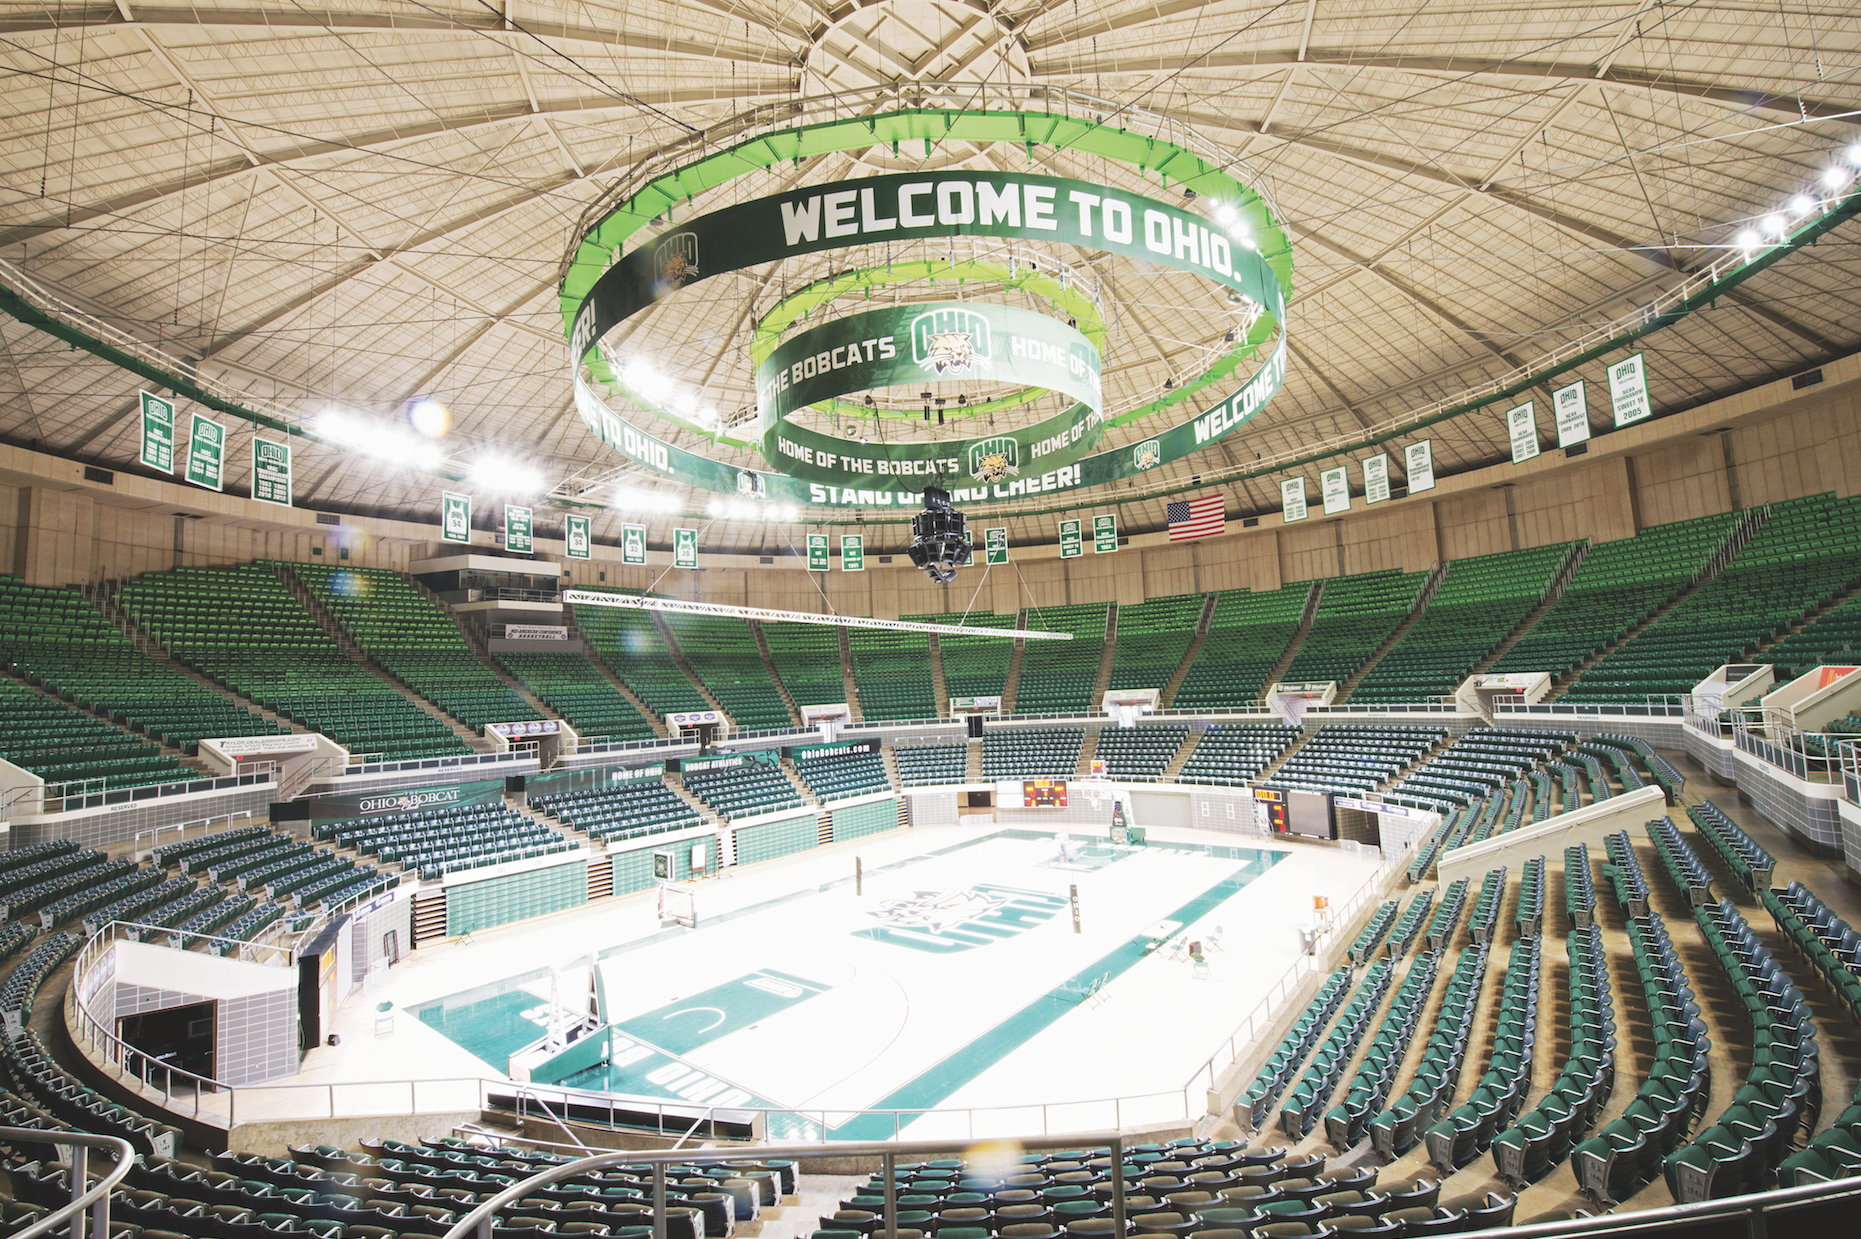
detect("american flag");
top-left (1167, 495), bottom-right (1226, 541)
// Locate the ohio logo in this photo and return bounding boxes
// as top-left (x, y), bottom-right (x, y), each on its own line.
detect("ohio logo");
top-left (1132, 439), bottom-right (1162, 471)
top-left (654, 233), bottom-right (699, 289)
top-left (856, 884), bottom-right (1069, 954)
top-left (735, 469), bottom-right (767, 498)
top-left (911, 307), bottom-right (992, 377)
top-left (968, 435), bottom-right (1020, 484)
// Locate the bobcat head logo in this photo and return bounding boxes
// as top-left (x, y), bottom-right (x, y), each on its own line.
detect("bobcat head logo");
top-left (922, 331), bottom-right (976, 376)
top-left (1132, 439), bottom-right (1162, 471)
top-left (968, 437), bottom-right (1020, 484)
top-left (911, 308), bottom-right (992, 379)
top-left (654, 233), bottom-right (699, 289)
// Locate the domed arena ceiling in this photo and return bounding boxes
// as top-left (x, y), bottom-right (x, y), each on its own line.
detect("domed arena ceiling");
top-left (0, 0), bottom-right (1856, 553)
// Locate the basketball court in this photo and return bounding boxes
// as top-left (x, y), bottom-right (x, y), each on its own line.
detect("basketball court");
top-left (296, 823), bottom-right (1388, 1140)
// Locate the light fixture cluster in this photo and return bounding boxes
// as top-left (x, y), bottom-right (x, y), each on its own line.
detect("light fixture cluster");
top-left (611, 354), bottom-right (720, 430)
top-left (1211, 201), bottom-right (1258, 251)
top-left (319, 409), bottom-right (446, 471)
top-left (706, 497), bottom-right (802, 522)
top-left (470, 457), bottom-right (544, 494)
top-left (611, 485), bottom-right (683, 515)
top-left (1733, 142), bottom-right (1861, 257)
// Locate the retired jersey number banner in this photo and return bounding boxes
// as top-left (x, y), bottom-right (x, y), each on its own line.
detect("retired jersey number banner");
top-left (139, 390), bottom-right (175, 473)
top-left (252, 438), bottom-right (292, 506)
top-left (564, 513), bottom-right (592, 559)
top-left (621, 523), bottom-right (647, 565)
top-left (442, 491), bottom-right (472, 543)
top-left (984, 527), bottom-right (1009, 565)
top-left (754, 301), bottom-right (1104, 490)
top-left (674, 528), bottom-right (699, 568)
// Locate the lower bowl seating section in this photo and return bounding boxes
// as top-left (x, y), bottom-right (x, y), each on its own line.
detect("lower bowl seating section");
top-left (921, 611), bottom-right (1018, 705)
top-left (1572, 907), bottom-right (1711, 1206)
top-left (793, 748), bottom-right (890, 801)
top-left (1371, 938), bottom-right (1492, 1158)
top-left (1565, 493), bottom-right (1861, 704)
top-left (574, 591), bottom-right (711, 719)
top-left (0, 849), bottom-right (129, 922)
top-left (1283, 569), bottom-right (1429, 687)
top-left (1325, 937), bottom-right (1444, 1148)
top-left (1347, 900), bottom-right (1399, 964)
top-left (1386, 728), bottom-right (1569, 815)
top-left (1764, 880), bottom-right (1861, 1022)
top-left (534, 778), bottom-right (700, 843)
top-left (849, 628), bottom-right (937, 721)
top-left (1279, 958), bottom-right (1395, 1137)
top-left (1172, 584), bottom-right (1311, 711)
top-left (1268, 725), bottom-right (1443, 798)
top-left (1425, 933), bottom-right (1541, 1174)
top-left (982, 729), bottom-right (1083, 779)
top-left (1239, 965), bottom-right (1353, 1128)
top-left (683, 758), bottom-right (802, 821)
top-left (1491, 923), bottom-right (1615, 1187)
top-left (1108, 593), bottom-right (1205, 695)
top-left (1383, 888), bottom-right (1435, 958)
top-left (1489, 511), bottom-right (1739, 683)
top-left (153, 823), bottom-right (395, 918)
top-left (1175, 724), bottom-right (1298, 785)
top-left (764, 623), bottom-right (847, 713)
top-left (495, 652), bottom-right (657, 743)
top-left (0, 680), bottom-right (199, 793)
top-left (295, 564), bottom-right (542, 731)
top-left (321, 804), bottom-right (571, 881)
top-left (1014, 603), bottom-right (1109, 715)
top-left (1689, 800), bottom-right (1776, 890)
top-left (0, 572), bottom-right (287, 754)
top-left (665, 614), bottom-right (793, 730)
top-left (1596, 734), bottom-right (1683, 802)
top-left (119, 563), bottom-right (472, 763)
top-left (1354, 544), bottom-right (1573, 703)
top-left (1092, 726), bottom-right (1186, 779)
top-left (894, 744), bottom-right (967, 786)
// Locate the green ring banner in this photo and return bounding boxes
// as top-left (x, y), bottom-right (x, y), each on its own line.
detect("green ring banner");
top-left (755, 302), bottom-right (1104, 489)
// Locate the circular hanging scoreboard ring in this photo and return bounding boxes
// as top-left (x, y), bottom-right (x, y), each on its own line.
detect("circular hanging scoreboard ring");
top-left (754, 302), bottom-right (1103, 490)
top-left (561, 107), bottom-right (1293, 510)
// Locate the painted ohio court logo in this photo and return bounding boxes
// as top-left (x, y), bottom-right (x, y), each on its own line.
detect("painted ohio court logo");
top-left (968, 436), bottom-right (1020, 484)
top-left (911, 307), bottom-right (992, 377)
top-left (857, 884), bottom-right (1068, 953)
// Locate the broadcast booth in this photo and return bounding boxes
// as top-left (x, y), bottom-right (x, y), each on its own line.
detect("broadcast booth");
top-left (802, 702), bottom-right (853, 744)
top-left (950, 695), bottom-right (1002, 739)
top-left (666, 708), bottom-right (728, 749)
top-left (1102, 688), bottom-right (1159, 728)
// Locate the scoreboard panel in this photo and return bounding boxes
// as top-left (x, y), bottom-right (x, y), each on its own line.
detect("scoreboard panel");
top-left (1023, 779), bottom-right (1068, 808)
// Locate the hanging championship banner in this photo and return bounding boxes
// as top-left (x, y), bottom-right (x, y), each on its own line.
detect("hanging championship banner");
top-left (506, 504), bottom-right (533, 554)
top-left (674, 528), bottom-right (699, 568)
top-left (442, 491), bottom-right (472, 543)
top-left (1281, 477), bottom-right (1308, 523)
top-left (1553, 380), bottom-right (1591, 447)
top-left (1058, 518), bottom-right (1083, 558)
top-left (1405, 440), bottom-right (1436, 493)
top-left (1320, 466), bottom-right (1351, 515)
top-left (1092, 513), bottom-right (1118, 553)
top-left (1507, 401), bottom-right (1541, 464)
top-left (841, 534), bottom-right (864, 572)
top-left (984, 527), bottom-right (1009, 564)
top-left (565, 513), bottom-right (592, 559)
top-left (807, 533), bottom-right (829, 571)
top-left (754, 302), bottom-right (1105, 490)
top-left (139, 390), bottom-right (175, 473)
top-left (621, 523), bottom-right (647, 564)
top-left (184, 412), bottom-right (225, 491)
top-left (1362, 454), bottom-right (1391, 504)
top-left (1609, 352), bottom-right (1651, 427)
top-left (252, 438), bottom-right (292, 506)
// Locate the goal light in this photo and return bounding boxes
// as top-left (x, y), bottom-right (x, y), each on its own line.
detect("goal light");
top-left (908, 486), bottom-right (972, 585)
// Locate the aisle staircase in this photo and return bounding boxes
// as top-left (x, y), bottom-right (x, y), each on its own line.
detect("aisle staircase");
top-left (1076, 729), bottom-right (1101, 777)
top-left (1000, 611), bottom-right (1030, 714)
top-left (928, 634), bottom-right (951, 718)
top-left (1089, 603), bottom-right (1119, 706)
top-left (750, 622), bottom-right (804, 727)
top-left (1159, 594), bottom-right (1219, 708)
top-left (1336, 563), bottom-right (1448, 703)
top-left (1161, 730), bottom-right (1202, 778)
top-left (649, 612), bottom-right (734, 721)
top-left (558, 610), bottom-right (669, 739)
top-left (1463, 541), bottom-right (1590, 680)
top-left (1255, 581), bottom-right (1324, 705)
top-left (777, 756), bottom-right (822, 806)
top-left (415, 578), bottom-right (558, 721)
top-left (837, 628), bottom-right (864, 722)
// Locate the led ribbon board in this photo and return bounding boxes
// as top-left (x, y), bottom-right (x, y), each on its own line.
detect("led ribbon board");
top-left (564, 111), bottom-right (1293, 510)
top-left (755, 302), bottom-right (1103, 490)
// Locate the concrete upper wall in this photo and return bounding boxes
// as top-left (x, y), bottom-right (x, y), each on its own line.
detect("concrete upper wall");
top-left (3, 350), bottom-right (1858, 611)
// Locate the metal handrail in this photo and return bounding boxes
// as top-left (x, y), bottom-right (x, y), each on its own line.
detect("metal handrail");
top-left (443, 1132), bottom-right (1132, 1239)
top-left (1, 1127), bottom-right (134, 1239)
